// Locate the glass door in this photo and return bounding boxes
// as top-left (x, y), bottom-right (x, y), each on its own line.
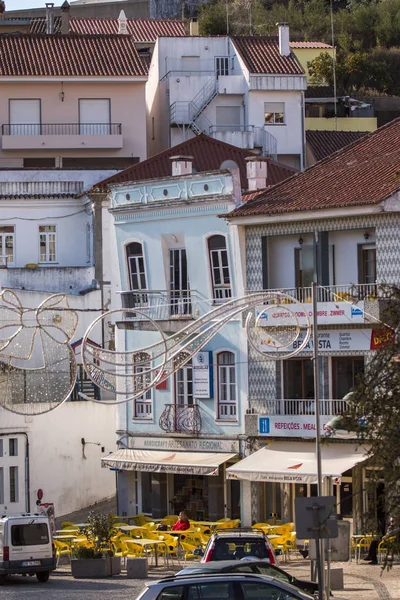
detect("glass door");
top-left (169, 248), bottom-right (191, 316)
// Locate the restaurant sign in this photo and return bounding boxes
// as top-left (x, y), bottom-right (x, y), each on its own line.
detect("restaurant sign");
top-left (259, 415), bottom-right (333, 438)
top-left (129, 436), bottom-right (240, 453)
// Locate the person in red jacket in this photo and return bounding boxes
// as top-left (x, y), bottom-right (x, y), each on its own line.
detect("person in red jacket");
top-left (172, 511), bottom-right (190, 531)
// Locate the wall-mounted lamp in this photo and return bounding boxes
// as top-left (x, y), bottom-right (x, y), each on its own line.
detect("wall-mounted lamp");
top-left (364, 231), bottom-right (370, 240)
top-left (59, 82), bottom-right (65, 102)
top-left (298, 236), bottom-right (304, 246)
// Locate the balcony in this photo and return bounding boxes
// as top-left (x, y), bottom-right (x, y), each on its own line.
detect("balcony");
top-left (0, 266), bottom-right (95, 294)
top-left (119, 290), bottom-right (211, 332)
top-left (1, 123), bottom-right (123, 150)
top-left (159, 404), bottom-right (202, 435)
top-left (209, 125), bottom-right (277, 158)
top-left (247, 398), bottom-right (348, 417)
top-left (249, 283), bottom-right (380, 303)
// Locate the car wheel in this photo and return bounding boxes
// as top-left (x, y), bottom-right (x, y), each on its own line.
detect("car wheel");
top-left (36, 571), bottom-right (50, 583)
top-left (0, 575), bottom-right (8, 585)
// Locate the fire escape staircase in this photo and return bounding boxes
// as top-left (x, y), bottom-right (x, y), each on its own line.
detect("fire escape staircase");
top-left (170, 76), bottom-right (218, 135)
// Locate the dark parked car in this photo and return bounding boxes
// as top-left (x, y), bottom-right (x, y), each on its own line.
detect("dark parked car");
top-left (177, 559), bottom-right (318, 597)
top-left (201, 529), bottom-right (277, 565)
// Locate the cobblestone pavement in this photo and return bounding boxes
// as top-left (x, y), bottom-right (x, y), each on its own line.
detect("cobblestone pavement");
top-left (1, 560), bottom-right (399, 599)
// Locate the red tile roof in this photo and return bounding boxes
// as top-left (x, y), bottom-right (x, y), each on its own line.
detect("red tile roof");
top-left (90, 135), bottom-right (297, 191)
top-left (306, 130), bottom-right (369, 162)
top-left (290, 41), bottom-right (333, 49)
top-left (231, 36), bottom-right (304, 75)
top-left (30, 16), bottom-right (185, 40)
top-left (0, 34), bottom-right (147, 76)
top-left (230, 118), bottom-right (400, 218)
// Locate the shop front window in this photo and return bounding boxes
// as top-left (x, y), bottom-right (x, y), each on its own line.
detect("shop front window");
top-left (332, 357), bottom-right (364, 400)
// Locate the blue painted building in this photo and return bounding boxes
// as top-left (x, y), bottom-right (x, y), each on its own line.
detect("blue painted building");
top-left (107, 156), bottom-right (250, 519)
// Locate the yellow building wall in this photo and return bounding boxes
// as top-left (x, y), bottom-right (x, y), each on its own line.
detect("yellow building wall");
top-left (305, 117), bottom-right (377, 132)
top-left (292, 47), bottom-right (335, 80)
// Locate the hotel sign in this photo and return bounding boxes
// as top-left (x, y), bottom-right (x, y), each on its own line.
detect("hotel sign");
top-left (256, 302), bottom-right (365, 327)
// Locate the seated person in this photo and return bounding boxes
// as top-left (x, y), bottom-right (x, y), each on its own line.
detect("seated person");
top-left (364, 516), bottom-right (400, 565)
top-left (172, 511), bottom-right (191, 531)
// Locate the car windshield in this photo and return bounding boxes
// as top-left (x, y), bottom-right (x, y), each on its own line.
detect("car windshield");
top-left (212, 538), bottom-right (269, 560)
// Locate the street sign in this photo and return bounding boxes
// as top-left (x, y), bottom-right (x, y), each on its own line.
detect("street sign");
top-left (295, 496), bottom-right (338, 540)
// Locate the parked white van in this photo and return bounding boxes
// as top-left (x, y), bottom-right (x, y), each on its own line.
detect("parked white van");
top-left (0, 514), bottom-right (56, 583)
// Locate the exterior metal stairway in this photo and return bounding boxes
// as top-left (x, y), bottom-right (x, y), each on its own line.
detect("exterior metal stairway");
top-left (170, 76), bottom-right (218, 135)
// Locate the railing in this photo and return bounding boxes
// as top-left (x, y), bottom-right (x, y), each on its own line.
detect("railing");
top-left (191, 77), bottom-right (218, 117)
top-left (246, 283), bottom-right (380, 304)
top-left (162, 57), bottom-right (228, 79)
top-left (119, 290), bottom-right (211, 320)
top-left (159, 404), bottom-right (202, 434)
top-left (248, 398), bottom-right (348, 416)
top-left (254, 127), bottom-right (278, 159)
top-left (0, 255), bottom-right (8, 269)
top-left (2, 123), bottom-right (122, 136)
top-left (209, 124), bottom-right (254, 134)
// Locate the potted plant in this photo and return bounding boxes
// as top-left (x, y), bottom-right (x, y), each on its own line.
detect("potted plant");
top-left (71, 512), bottom-right (121, 579)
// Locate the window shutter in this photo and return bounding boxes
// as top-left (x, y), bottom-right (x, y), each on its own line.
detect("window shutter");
top-left (261, 236), bottom-right (268, 290)
top-left (294, 248), bottom-right (301, 288)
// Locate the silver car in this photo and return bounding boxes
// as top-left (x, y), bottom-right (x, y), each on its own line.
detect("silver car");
top-left (135, 572), bottom-right (314, 600)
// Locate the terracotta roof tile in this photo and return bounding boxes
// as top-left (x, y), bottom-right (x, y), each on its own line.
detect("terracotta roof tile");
top-left (306, 130), bottom-right (369, 162)
top-left (0, 34), bottom-right (147, 76)
top-left (91, 135), bottom-right (297, 191)
top-left (289, 41), bottom-right (333, 49)
top-left (305, 85), bottom-right (335, 99)
top-left (231, 36), bottom-right (304, 75)
top-left (229, 118), bottom-right (400, 218)
top-left (29, 16), bottom-right (185, 40)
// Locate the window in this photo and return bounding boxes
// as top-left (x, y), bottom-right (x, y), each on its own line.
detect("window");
top-left (79, 99), bottom-right (110, 135)
top-left (283, 359), bottom-right (314, 414)
top-left (187, 582), bottom-right (232, 600)
top-left (170, 248), bottom-right (191, 316)
top-left (0, 439), bottom-right (2, 457)
top-left (332, 357), bottom-right (364, 400)
top-left (158, 586), bottom-right (184, 600)
top-left (264, 102), bottom-right (285, 125)
top-left (216, 106), bottom-right (241, 128)
top-left (9, 466), bottom-right (18, 503)
top-left (241, 581), bottom-right (299, 600)
top-left (11, 523), bottom-right (49, 546)
top-left (133, 352), bottom-right (152, 419)
top-left (294, 246), bottom-right (314, 289)
top-left (175, 359), bottom-right (193, 406)
top-left (0, 468), bottom-right (3, 504)
top-left (9, 438), bottom-right (18, 457)
top-left (9, 99), bottom-right (41, 135)
top-left (208, 235), bottom-right (232, 302)
top-left (126, 242), bottom-right (148, 305)
top-left (39, 225), bottom-right (56, 262)
top-left (215, 56), bottom-right (229, 77)
top-left (359, 244), bottom-right (376, 285)
top-left (217, 351), bottom-right (237, 420)
top-left (86, 223), bottom-right (91, 263)
top-left (0, 226), bottom-right (15, 266)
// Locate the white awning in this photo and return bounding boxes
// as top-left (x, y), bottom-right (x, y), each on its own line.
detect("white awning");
top-left (226, 441), bottom-right (368, 484)
top-left (101, 449), bottom-right (237, 477)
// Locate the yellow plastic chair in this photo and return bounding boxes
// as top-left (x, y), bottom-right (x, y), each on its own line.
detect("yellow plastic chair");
top-left (160, 515), bottom-right (179, 527)
top-left (180, 541), bottom-right (198, 561)
top-left (141, 522), bottom-right (157, 531)
top-left (61, 521), bottom-right (75, 529)
top-left (54, 539), bottom-right (72, 567)
top-left (378, 535), bottom-right (396, 564)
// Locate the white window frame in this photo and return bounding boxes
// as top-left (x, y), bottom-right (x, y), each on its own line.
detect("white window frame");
top-left (39, 225), bottom-right (56, 263)
top-left (215, 56), bottom-right (229, 77)
top-left (207, 235), bottom-right (232, 303)
top-left (217, 351), bottom-right (237, 420)
top-left (264, 102), bottom-right (285, 125)
top-left (133, 353), bottom-right (152, 420)
top-left (126, 241), bottom-right (148, 299)
top-left (175, 360), bottom-right (193, 406)
top-left (0, 225), bottom-right (15, 266)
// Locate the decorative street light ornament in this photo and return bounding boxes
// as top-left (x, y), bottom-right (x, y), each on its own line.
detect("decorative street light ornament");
top-left (246, 293), bottom-right (311, 360)
top-left (0, 290), bottom-right (78, 415)
top-left (80, 292), bottom-right (312, 404)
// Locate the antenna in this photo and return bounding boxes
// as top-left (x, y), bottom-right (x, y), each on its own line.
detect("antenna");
top-left (330, 0), bottom-right (338, 129)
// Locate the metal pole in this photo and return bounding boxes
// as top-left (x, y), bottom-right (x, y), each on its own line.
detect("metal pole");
top-left (312, 280), bottom-right (325, 599)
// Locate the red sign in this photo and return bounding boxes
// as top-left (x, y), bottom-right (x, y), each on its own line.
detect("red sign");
top-left (37, 489), bottom-right (43, 501)
top-left (370, 327), bottom-right (395, 350)
top-left (156, 371), bottom-right (168, 390)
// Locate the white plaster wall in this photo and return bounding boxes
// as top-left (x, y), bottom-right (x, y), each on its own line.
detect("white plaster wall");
top-left (0, 402), bottom-right (116, 517)
top-left (268, 234), bottom-right (301, 289)
top-left (329, 229), bottom-right (375, 285)
top-left (247, 90), bottom-right (303, 156)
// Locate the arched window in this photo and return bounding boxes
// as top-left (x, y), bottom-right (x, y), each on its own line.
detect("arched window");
top-left (208, 235), bottom-right (232, 302)
top-left (126, 242), bottom-right (147, 305)
top-left (217, 351), bottom-right (236, 420)
top-left (133, 352), bottom-right (152, 419)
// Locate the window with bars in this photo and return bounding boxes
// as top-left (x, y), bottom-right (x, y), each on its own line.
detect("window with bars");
top-left (0, 226), bottom-right (15, 266)
top-left (133, 352), bottom-right (152, 419)
top-left (217, 351), bottom-right (237, 420)
top-left (9, 466), bottom-right (18, 503)
top-left (208, 235), bottom-right (232, 302)
top-left (39, 225), bottom-right (56, 263)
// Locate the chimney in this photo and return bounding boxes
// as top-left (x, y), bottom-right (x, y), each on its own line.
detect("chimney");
top-left (245, 157), bottom-right (268, 191)
top-left (189, 18), bottom-right (199, 36)
top-left (0, 1), bottom-right (5, 20)
top-left (170, 155), bottom-right (194, 176)
top-left (61, 0), bottom-right (70, 34)
top-left (46, 2), bottom-right (55, 34)
top-left (118, 9), bottom-right (128, 34)
top-left (277, 22), bottom-right (290, 57)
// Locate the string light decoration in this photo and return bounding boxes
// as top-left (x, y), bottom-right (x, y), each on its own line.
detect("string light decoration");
top-left (80, 292), bottom-right (311, 404)
top-left (0, 290), bottom-right (78, 415)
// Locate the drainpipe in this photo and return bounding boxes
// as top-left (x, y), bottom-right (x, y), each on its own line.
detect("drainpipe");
top-left (300, 90), bottom-right (306, 170)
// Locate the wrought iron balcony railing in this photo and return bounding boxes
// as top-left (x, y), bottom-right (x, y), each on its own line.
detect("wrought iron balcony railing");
top-left (159, 404), bottom-right (202, 434)
top-left (248, 398), bottom-right (348, 417)
top-left (2, 123), bottom-right (122, 136)
top-left (119, 290), bottom-right (213, 320)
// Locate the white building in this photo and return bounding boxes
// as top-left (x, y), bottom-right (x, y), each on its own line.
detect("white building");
top-left (147, 27), bottom-right (307, 169)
